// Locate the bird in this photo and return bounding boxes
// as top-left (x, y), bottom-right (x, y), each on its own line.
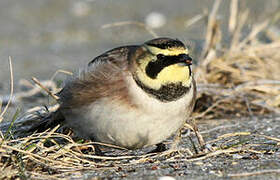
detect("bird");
top-left (32, 37), bottom-right (196, 152)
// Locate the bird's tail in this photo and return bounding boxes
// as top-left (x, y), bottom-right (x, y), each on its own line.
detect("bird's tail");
top-left (0, 105), bottom-right (65, 138)
top-left (27, 109), bottom-right (65, 134)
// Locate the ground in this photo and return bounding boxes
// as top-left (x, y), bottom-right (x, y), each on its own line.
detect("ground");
top-left (73, 116), bottom-right (280, 179)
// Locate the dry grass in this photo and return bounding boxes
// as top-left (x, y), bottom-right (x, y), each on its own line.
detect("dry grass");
top-left (1, 0), bottom-right (280, 179)
top-left (193, 1), bottom-right (280, 119)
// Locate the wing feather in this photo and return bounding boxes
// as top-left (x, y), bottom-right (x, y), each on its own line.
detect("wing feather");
top-left (58, 46), bottom-right (138, 108)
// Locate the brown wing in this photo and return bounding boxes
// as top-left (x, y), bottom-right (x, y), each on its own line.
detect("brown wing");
top-left (58, 46), bottom-right (139, 109)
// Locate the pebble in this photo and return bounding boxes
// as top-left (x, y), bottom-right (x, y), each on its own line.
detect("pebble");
top-left (158, 176), bottom-right (176, 180)
top-left (145, 12), bottom-right (166, 29)
top-left (72, 1), bottom-right (91, 17)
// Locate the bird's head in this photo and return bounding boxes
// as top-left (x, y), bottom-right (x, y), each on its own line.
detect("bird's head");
top-left (132, 38), bottom-right (193, 91)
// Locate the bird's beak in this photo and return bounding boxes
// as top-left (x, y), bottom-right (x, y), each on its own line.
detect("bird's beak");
top-left (184, 55), bottom-right (192, 66)
top-left (178, 54), bottom-right (192, 66)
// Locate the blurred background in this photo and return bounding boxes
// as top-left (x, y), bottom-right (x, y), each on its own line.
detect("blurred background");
top-left (0, 0), bottom-right (279, 109)
top-left (1, 1), bottom-right (280, 178)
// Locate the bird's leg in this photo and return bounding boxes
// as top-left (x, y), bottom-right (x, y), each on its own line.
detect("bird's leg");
top-left (152, 128), bottom-right (183, 153)
top-left (149, 143), bottom-right (167, 153)
top-left (155, 143), bottom-right (167, 152)
top-left (94, 144), bottom-right (104, 156)
top-left (170, 128), bottom-right (183, 150)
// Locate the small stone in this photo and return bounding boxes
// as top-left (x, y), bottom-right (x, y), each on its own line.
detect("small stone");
top-left (145, 12), bottom-right (166, 29)
top-left (72, 1), bottom-right (91, 17)
top-left (232, 154), bottom-right (243, 159)
top-left (158, 176), bottom-right (176, 180)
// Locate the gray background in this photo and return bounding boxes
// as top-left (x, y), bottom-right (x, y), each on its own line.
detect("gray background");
top-left (0, 0), bottom-right (278, 88)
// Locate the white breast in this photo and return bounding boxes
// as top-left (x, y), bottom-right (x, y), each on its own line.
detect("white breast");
top-left (64, 75), bottom-right (194, 149)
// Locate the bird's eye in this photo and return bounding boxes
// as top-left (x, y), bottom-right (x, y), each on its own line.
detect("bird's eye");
top-left (157, 54), bottom-right (165, 59)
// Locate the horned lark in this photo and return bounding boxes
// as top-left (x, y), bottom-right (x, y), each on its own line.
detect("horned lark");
top-left (34, 37), bottom-right (196, 151)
